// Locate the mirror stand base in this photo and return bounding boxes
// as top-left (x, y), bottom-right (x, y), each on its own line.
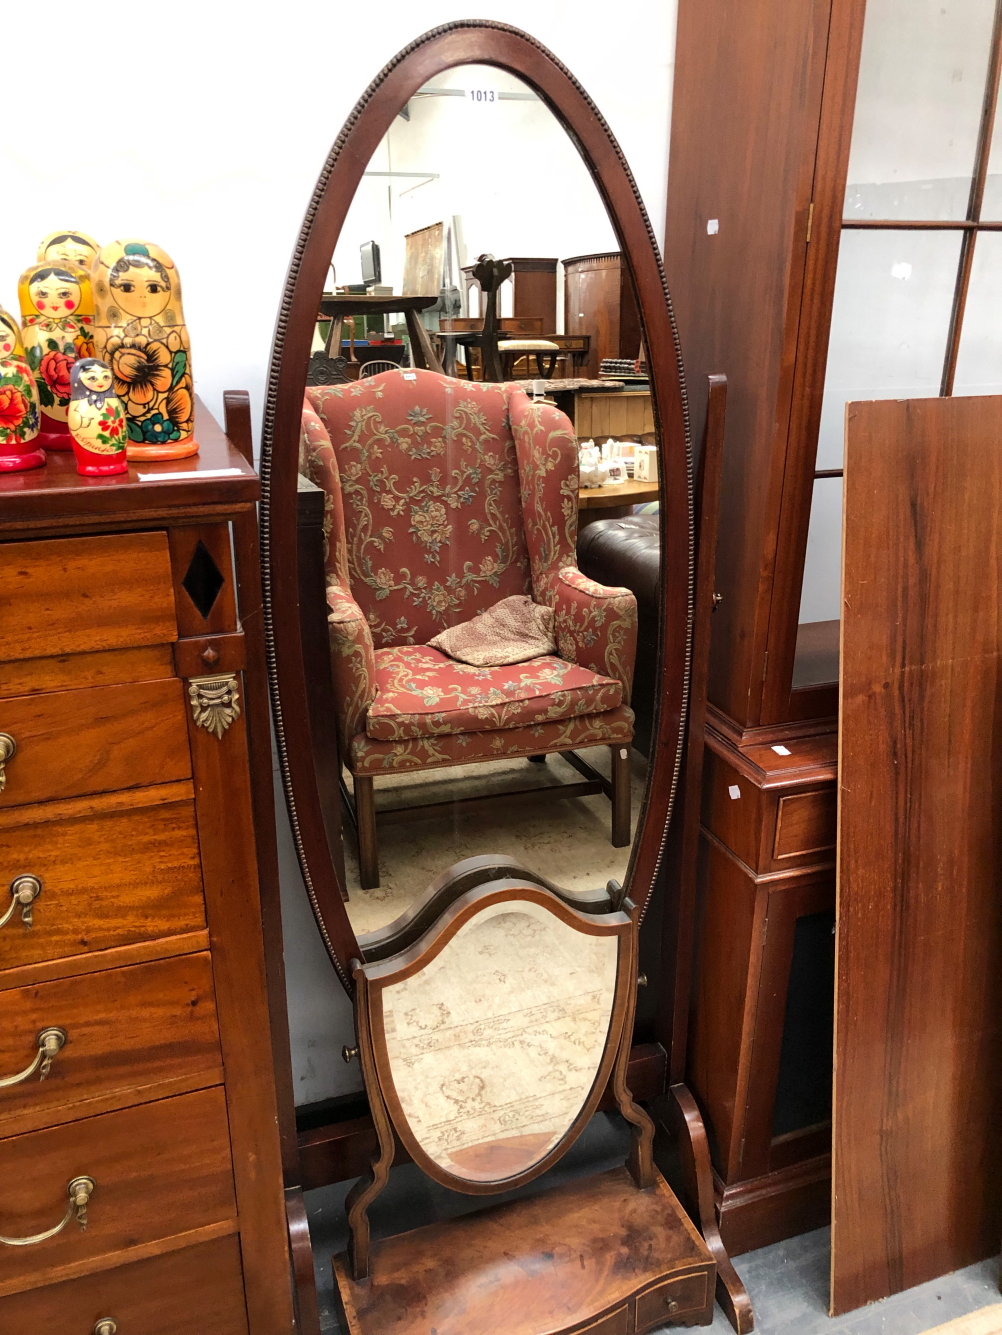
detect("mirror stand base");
top-left (332, 1165), bottom-right (715, 1334)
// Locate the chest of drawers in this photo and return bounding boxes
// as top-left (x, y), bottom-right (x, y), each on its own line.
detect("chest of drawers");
top-left (0, 401), bottom-right (296, 1334)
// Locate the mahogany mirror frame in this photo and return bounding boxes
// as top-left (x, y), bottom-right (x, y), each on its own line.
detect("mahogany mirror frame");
top-left (258, 20), bottom-right (695, 996)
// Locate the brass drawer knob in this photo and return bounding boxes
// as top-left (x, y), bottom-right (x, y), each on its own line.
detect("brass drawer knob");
top-left (94, 1321), bottom-right (118, 1335)
top-left (1, 874), bottom-right (41, 930)
top-left (0, 1027), bottom-right (66, 1088)
top-left (0, 1175), bottom-right (94, 1246)
top-left (0, 733), bottom-right (15, 792)
top-left (663, 1294), bottom-right (680, 1313)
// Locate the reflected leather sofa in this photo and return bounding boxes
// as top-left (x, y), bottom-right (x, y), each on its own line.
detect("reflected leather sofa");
top-left (298, 369), bottom-right (639, 888)
top-left (577, 514), bottom-right (660, 756)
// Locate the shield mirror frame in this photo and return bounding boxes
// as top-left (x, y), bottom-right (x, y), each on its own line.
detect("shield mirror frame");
top-left (258, 20), bottom-right (694, 996)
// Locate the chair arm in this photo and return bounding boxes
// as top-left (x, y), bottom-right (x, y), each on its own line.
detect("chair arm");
top-left (326, 583), bottom-right (377, 752)
top-left (544, 566), bottom-right (638, 703)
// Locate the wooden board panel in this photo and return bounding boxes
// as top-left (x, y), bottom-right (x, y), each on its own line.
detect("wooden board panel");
top-left (0, 1086), bottom-right (236, 1297)
top-left (0, 793), bottom-right (204, 970)
top-left (0, 1234), bottom-right (250, 1335)
top-left (0, 952), bottom-right (222, 1136)
top-left (0, 532), bottom-right (176, 662)
top-left (833, 394), bottom-right (1002, 1314)
top-left (0, 678), bottom-right (191, 807)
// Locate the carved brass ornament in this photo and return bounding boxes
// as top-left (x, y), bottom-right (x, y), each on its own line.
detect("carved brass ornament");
top-left (188, 674), bottom-right (241, 739)
top-left (0, 1176), bottom-right (94, 1246)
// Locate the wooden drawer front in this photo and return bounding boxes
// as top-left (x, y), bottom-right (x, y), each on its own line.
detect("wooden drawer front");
top-left (1, 533), bottom-right (177, 663)
top-left (635, 1268), bottom-right (711, 1329)
top-left (0, 679), bottom-right (190, 807)
top-left (0, 1086), bottom-right (235, 1297)
top-left (0, 953), bottom-right (222, 1136)
top-left (0, 792), bottom-right (204, 971)
top-left (701, 747), bottom-right (768, 870)
top-left (0, 1235), bottom-right (249, 1335)
top-left (773, 790), bottom-right (837, 862)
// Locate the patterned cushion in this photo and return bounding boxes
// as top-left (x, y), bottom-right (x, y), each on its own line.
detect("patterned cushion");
top-left (428, 594), bottom-right (556, 666)
top-left (365, 645), bottom-right (623, 741)
top-left (351, 704), bottom-right (635, 774)
top-left (307, 371), bottom-right (532, 648)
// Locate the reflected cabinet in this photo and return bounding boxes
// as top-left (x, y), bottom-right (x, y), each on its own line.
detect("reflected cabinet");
top-left (665, 0), bottom-right (1002, 1252)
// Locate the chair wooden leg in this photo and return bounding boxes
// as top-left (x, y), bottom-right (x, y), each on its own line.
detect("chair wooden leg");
top-left (354, 775), bottom-right (379, 889)
top-left (610, 744), bottom-right (631, 847)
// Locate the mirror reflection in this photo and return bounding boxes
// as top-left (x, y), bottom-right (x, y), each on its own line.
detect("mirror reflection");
top-left (295, 66), bottom-right (662, 940)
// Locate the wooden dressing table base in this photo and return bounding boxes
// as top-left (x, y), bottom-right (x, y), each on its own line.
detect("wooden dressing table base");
top-left (333, 1166), bottom-right (714, 1334)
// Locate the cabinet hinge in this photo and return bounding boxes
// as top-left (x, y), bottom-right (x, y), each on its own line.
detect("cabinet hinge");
top-left (806, 201), bottom-right (815, 243)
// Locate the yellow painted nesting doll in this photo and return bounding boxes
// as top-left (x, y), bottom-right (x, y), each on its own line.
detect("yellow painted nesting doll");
top-left (18, 261), bottom-right (96, 451)
top-left (37, 229), bottom-right (100, 272)
top-left (0, 309), bottom-right (44, 472)
top-left (67, 359), bottom-right (128, 475)
top-left (91, 239), bottom-right (198, 460)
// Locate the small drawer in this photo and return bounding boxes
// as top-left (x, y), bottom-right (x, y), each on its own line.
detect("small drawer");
top-left (0, 1086), bottom-right (235, 1297)
top-left (0, 533), bottom-right (177, 664)
top-left (773, 790), bottom-right (837, 861)
top-left (0, 792), bottom-right (204, 971)
top-left (0, 952), bottom-right (222, 1136)
top-left (0, 1234), bottom-right (249, 1334)
top-left (0, 679), bottom-right (190, 808)
top-left (635, 1268), bottom-right (712, 1330)
top-left (574, 1307), bottom-right (629, 1334)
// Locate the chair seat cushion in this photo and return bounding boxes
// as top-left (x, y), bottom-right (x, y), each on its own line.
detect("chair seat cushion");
top-left (365, 644), bottom-right (623, 741)
top-left (351, 704), bottom-right (635, 774)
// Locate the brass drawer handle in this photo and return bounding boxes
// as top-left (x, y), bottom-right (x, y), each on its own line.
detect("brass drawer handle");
top-left (0, 1175), bottom-right (94, 1246)
top-left (94, 1322), bottom-right (118, 1335)
top-left (1, 874), bottom-right (42, 930)
top-left (0, 733), bottom-right (15, 792)
top-left (0, 1028), bottom-right (66, 1088)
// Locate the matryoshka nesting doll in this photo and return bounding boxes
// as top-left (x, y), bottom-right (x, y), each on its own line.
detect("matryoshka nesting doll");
top-left (18, 261), bottom-right (96, 450)
top-left (67, 359), bottom-right (128, 475)
top-left (91, 239), bottom-right (198, 460)
top-left (37, 229), bottom-right (100, 272)
top-left (0, 308), bottom-right (44, 472)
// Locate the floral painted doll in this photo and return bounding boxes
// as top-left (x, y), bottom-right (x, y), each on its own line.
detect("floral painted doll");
top-left (67, 358), bottom-right (128, 476)
top-left (37, 229), bottom-right (100, 271)
top-left (91, 239), bottom-right (197, 460)
top-left (18, 262), bottom-right (96, 450)
top-left (0, 308), bottom-right (44, 472)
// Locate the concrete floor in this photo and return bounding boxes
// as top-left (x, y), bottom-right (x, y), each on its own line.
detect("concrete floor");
top-left (304, 1111), bottom-right (1001, 1334)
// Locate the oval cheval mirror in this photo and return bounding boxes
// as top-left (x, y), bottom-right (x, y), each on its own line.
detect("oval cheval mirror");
top-left (260, 22), bottom-right (716, 1335)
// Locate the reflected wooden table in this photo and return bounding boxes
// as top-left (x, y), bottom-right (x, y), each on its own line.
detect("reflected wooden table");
top-left (579, 479), bottom-right (659, 526)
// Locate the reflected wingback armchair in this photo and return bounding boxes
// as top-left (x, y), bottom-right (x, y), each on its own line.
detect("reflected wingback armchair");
top-left (299, 368), bottom-right (638, 889)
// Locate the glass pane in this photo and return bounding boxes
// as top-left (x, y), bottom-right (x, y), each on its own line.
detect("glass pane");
top-left (380, 897), bottom-right (618, 1182)
top-left (816, 229), bottom-right (962, 471)
top-left (980, 81), bottom-right (1002, 217)
top-left (844, 0), bottom-right (996, 221)
top-left (798, 476), bottom-right (842, 629)
top-left (954, 233), bottom-right (1002, 391)
top-left (306, 64), bottom-right (655, 933)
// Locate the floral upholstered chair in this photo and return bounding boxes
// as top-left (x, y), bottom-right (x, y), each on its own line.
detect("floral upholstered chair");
top-left (299, 369), bottom-right (639, 889)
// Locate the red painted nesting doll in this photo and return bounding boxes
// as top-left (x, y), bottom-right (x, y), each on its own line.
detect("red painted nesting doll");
top-left (0, 308), bottom-right (45, 472)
